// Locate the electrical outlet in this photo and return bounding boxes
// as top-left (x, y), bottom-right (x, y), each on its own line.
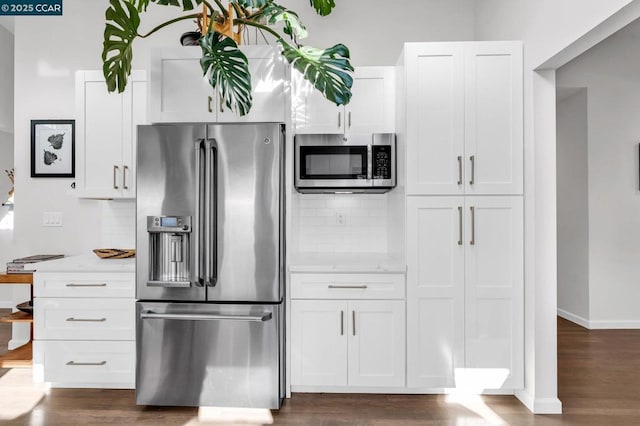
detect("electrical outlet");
top-left (43, 211), bottom-right (63, 227)
top-left (336, 212), bottom-right (346, 226)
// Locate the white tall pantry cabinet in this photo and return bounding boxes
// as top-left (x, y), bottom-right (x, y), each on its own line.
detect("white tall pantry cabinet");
top-left (400, 42), bottom-right (524, 390)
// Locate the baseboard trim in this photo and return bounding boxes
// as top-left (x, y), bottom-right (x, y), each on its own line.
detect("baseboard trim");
top-left (589, 320), bottom-right (640, 329)
top-left (515, 389), bottom-right (562, 414)
top-left (557, 309), bottom-right (640, 329)
top-left (557, 308), bottom-right (589, 328)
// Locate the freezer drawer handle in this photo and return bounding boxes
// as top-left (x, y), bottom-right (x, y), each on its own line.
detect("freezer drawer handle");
top-left (66, 317), bottom-right (107, 322)
top-left (140, 311), bottom-right (272, 322)
top-left (328, 285), bottom-right (368, 289)
top-left (66, 361), bottom-right (107, 366)
top-left (66, 283), bottom-right (107, 287)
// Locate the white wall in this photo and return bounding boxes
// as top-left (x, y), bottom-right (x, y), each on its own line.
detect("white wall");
top-left (557, 21), bottom-right (640, 327)
top-left (280, 0), bottom-right (476, 65)
top-left (0, 24), bottom-right (13, 133)
top-left (556, 88), bottom-right (590, 323)
top-left (474, 0), bottom-right (636, 414)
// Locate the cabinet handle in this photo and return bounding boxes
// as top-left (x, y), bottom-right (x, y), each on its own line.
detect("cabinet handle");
top-left (340, 310), bottom-right (344, 336)
top-left (457, 156), bottom-right (463, 185)
top-left (219, 94), bottom-right (224, 113)
top-left (458, 206), bottom-right (463, 246)
top-left (328, 285), bottom-right (367, 289)
top-left (470, 206), bottom-right (476, 245)
top-left (348, 111), bottom-right (352, 128)
top-left (352, 310), bottom-right (356, 336)
top-left (207, 96), bottom-right (213, 113)
top-left (469, 155), bottom-right (475, 185)
top-left (66, 361), bottom-right (107, 366)
top-left (113, 165), bottom-right (119, 190)
top-left (66, 283), bottom-right (107, 287)
top-left (66, 317), bottom-right (107, 322)
top-left (123, 165), bottom-right (129, 190)
top-left (338, 111), bottom-right (342, 128)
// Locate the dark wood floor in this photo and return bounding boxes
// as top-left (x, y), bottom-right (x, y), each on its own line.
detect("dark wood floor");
top-left (0, 315), bottom-right (639, 425)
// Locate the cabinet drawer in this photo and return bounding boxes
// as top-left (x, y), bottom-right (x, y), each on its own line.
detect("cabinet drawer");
top-left (291, 273), bottom-right (405, 299)
top-left (34, 298), bottom-right (135, 340)
top-left (33, 340), bottom-right (135, 389)
top-left (34, 272), bottom-right (135, 298)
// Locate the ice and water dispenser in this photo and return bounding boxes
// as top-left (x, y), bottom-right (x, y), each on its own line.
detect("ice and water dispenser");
top-left (147, 215), bottom-right (192, 287)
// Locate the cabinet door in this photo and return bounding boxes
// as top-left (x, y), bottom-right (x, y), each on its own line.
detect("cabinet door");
top-left (149, 48), bottom-right (215, 123)
top-left (465, 42), bottom-right (523, 195)
top-left (76, 71), bottom-right (125, 199)
top-left (293, 74), bottom-right (342, 134)
top-left (291, 300), bottom-right (347, 386)
top-left (345, 67), bottom-right (395, 134)
top-left (121, 72), bottom-right (147, 198)
top-left (406, 196), bottom-right (465, 388)
top-left (218, 48), bottom-right (287, 123)
top-left (464, 196), bottom-right (523, 389)
top-left (348, 300), bottom-right (405, 387)
top-left (406, 43), bottom-right (465, 195)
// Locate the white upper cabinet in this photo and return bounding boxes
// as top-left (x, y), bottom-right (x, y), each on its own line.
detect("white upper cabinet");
top-left (403, 42), bottom-right (523, 195)
top-left (294, 66), bottom-right (395, 134)
top-left (405, 44), bottom-right (465, 195)
top-left (75, 70), bottom-right (146, 199)
top-left (149, 46), bottom-right (287, 124)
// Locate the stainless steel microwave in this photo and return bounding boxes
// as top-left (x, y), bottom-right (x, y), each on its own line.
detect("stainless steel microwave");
top-left (294, 133), bottom-right (396, 193)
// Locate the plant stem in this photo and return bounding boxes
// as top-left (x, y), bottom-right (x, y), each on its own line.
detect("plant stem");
top-left (230, 1), bottom-right (244, 19)
top-left (137, 13), bottom-right (201, 38)
top-left (211, 0), bottom-right (228, 18)
top-left (234, 18), bottom-right (283, 42)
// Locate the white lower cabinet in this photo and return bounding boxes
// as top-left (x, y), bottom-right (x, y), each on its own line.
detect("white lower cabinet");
top-left (290, 273), bottom-right (406, 390)
top-left (406, 196), bottom-right (523, 390)
top-left (33, 271), bottom-right (135, 389)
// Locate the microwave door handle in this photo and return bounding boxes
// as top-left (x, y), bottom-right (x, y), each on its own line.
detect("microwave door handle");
top-left (193, 140), bottom-right (205, 287)
top-left (205, 139), bottom-right (217, 287)
top-left (367, 144), bottom-right (373, 180)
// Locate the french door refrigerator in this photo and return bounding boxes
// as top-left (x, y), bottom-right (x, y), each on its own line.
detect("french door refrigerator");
top-left (135, 123), bottom-right (285, 409)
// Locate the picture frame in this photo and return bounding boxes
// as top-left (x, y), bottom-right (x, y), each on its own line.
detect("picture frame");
top-left (30, 119), bottom-right (75, 178)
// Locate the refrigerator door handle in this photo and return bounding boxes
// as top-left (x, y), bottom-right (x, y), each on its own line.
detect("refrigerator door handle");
top-left (193, 139), bottom-right (205, 287)
top-left (205, 139), bottom-right (218, 288)
top-left (140, 311), bottom-right (272, 322)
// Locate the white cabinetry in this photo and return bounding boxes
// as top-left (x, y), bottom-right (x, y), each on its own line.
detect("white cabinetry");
top-left (294, 67), bottom-right (395, 134)
top-left (406, 196), bottom-right (523, 389)
top-left (403, 42), bottom-right (522, 195)
top-left (33, 271), bottom-right (135, 389)
top-left (149, 46), bottom-right (287, 123)
top-left (75, 70), bottom-right (147, 199)
top-left (290, 273), bottom-right (405, 390)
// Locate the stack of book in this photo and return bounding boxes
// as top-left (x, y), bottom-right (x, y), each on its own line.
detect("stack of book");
top-left (6, 254), bottom-right (64, 274)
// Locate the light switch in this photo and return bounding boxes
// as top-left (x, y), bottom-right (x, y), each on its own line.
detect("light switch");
top-left (43, 211), bottom-right (63, 227)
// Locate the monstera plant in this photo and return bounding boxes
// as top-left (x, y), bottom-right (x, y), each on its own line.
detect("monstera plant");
top-left (102, 0), bottom-right (353, 116)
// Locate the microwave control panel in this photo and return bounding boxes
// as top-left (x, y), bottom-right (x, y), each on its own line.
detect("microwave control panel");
top-left (372, 145), bottom-right (392, 180)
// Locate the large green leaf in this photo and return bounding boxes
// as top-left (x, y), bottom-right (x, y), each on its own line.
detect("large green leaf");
top-left (102, 0), bottom-right (141, 93)
top-left (131, 0), bottom-right (151, 12)
top-left (236, 0), bottom-right (269, 9)
top-left (154, 0), bottom-right (202, 11)
top-left (200, 32), bottom-right (253, 116)
top-left (309, 0), bottom-right (335, 16)
top-left (264, 4), bottom-right (308, 41)
top-left (279, 41), bottom-right (353, 106)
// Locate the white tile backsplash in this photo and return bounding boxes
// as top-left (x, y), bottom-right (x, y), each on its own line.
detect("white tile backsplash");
top-left (100, 200), bottom-right (136, 248)
top-left (293, 194), bottom-right (388, 253)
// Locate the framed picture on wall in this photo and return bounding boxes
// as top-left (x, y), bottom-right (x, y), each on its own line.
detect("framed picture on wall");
top-left (30, 119), bottom-right (75, 178)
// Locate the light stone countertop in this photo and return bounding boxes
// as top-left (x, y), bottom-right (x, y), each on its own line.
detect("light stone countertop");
top-left (32, 253), bottom-right (135, 273)
top-left (289, 252), bottom-right (406, 274)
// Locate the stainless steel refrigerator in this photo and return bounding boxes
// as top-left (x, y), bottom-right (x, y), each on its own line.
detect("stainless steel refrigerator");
top-left (135, 123), bottom-right (285, 409)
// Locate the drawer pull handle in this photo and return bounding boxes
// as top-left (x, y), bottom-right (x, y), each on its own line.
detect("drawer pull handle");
top-left (66, 317), bottom-right (107, 322)
top-left (328, 285), bottom-right (368, 289)
top-left (66, 283), bottom-right (107, 287)
top-left (66, 361), bottom-right (107, 366)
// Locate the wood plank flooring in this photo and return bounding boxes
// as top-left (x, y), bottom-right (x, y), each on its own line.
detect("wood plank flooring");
top-left (0, 316), bottom-right (638, 425)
